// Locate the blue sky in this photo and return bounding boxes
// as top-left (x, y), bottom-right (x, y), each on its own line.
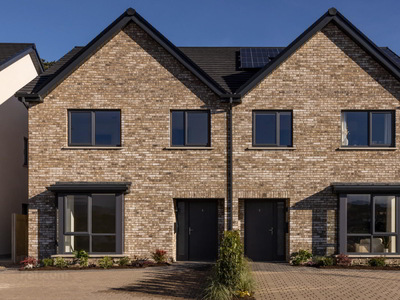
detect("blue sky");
top-left (1, 0), bottom-right (399, 62)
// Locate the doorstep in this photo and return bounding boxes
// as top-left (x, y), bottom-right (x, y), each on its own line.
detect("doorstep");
top-left (51, 254), bottom-right (128, 258)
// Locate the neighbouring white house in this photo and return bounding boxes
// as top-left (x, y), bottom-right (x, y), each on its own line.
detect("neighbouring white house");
top-left (0, 43), bottom-right (43, 258)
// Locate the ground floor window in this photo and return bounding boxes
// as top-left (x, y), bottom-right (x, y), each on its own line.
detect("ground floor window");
top-left (58, 193), bottom-right (123, 254)
top-left (340, 194), bottom-right (398, 254)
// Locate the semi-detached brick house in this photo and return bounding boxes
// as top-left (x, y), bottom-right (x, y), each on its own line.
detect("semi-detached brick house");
top-left (16, 7), bottom-right (400, 262)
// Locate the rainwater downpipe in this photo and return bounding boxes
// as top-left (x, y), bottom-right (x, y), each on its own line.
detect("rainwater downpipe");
top-left (228, 97), bottom-right (233, 231)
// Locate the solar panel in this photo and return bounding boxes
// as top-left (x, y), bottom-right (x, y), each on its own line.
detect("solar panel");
top-left (240, 48), bottom-right (282, 69)
top-left (381, 48), bottom-right (400, 67)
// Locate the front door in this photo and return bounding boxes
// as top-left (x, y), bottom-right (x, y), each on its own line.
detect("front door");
top-left (176, 200), bottom-right (218, 261)
top-left (245, 200), bottom-right (285, 261)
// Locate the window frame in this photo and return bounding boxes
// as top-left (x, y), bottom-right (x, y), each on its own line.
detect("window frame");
top-left (68, 110), bottom-right (122, 147)
top-left (339, 193), bottom-right (400, 255)
top-left (58, 193), bottom-right (123, 254)
top-left (341, 110), bottom-right (395, 147)
top-left (252, 110), bottom-right (293, 147)
top-left (170, 110), bottom-right (211, 147)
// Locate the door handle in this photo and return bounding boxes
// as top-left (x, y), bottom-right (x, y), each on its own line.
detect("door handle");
top-left (189, 227), bottom-right (194, 235)
top-left (269, 227), bottom-right (274, 235)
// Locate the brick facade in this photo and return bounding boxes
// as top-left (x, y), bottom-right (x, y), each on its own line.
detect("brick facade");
top-left (232, 23), bottom-right (400, 258)
top-left (28, 21), bottom-right (400, 260)
top-left (28, 23), bottom-right (228, 259)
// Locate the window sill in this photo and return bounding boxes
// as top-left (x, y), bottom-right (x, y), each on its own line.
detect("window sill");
top-left (337, 147), bottom-right (397, 151)
top-left (61, 146), bottom-right (124, 150)
top-left (246, 146), bottom-right (296, 150)
top-left (164, 147), bottom-right (214, 150)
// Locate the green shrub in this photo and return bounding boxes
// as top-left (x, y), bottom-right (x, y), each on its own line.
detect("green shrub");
top-left (215, 231), bottom-right (244, 289)
top-left (151, 249), bottom-right (168, 263)
top-left (42, 258), bottom-right (54, 267)
top-left (99, 256), bottom-right (113, 269)
top-left (313, 256), bottom-right (333, 267)
top-left (73, 250), bottom-right (89, 259)
top-left (73, 250), bottom-right (89, 267)
top-left (236, 258), bottom-right (256, 295)
top-left (204, 279), bottom-right (232, 300)
top-left (368, 257), bottom-right (386, 267)
top-left (290, 250), bottom-right (312, 265)
top-left (54, 257), bottom-right (68, 268)
top-left (204, 231), bottom-right (253, 300)
top-left (118, 256), bottom-right (131, 266)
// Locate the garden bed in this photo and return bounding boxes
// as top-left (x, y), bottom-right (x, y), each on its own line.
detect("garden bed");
top-left (315, 265), bottom-right (400, 270)
top-left (20, 262), bottom-right (171, 271)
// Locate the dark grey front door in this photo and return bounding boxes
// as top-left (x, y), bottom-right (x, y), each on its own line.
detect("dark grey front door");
top-left (245, 200), bottom-right (285, 261)
top-left (176, 200), bottom-right (218, 261)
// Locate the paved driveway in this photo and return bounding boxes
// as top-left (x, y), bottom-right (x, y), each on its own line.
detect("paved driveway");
top-left (1, 262), bottom-right (400, 299)
top-left (253, 262), bottom-right (400, 300)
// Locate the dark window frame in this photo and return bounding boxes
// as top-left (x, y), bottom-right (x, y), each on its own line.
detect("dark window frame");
top-left (58, 193), bottom-right (123, 254)
top-left (170, 110), bottom-right (211, 147)
top-left (339, 193), bottom-right (400, 255)
top-left (252, 110), bottom-right (293, 147)
top-left (68, 110), bottom-right (122, 147)
top-left (23, 137), bottom-right (28, 166)
top-left (341, 110), bottom-right (395, 147)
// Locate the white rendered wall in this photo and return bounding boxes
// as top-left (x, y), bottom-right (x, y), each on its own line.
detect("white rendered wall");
top-left (0, 54), bottom-right (38, 256)
top-left (0, 54), bottom-right (38, 105)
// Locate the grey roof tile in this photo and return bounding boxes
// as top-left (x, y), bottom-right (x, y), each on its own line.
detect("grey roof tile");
top-left (179, 47), bottom-right (284, 93)
top-left (17, 46), bottom-right (84, 95)
top-left (0, 43), bottom-right (34, 66)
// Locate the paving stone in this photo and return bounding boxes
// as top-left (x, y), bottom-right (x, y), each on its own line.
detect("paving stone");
top-left (1, 262), bottom-right (399, 299)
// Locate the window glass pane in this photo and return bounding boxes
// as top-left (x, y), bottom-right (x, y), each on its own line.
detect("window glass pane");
top-left (95, 111), bottom-right (121, 146)
top-left (375, 196), bottom-right (396, 233)
top-left (372, 113), bottom-right (392, 145)
top-left (279, 112), bottom-right (292, 146)
top-left (187, 112), bottom-right (209, 145)
top-left (347, 194), bottom-right (370, 234)
top-left (64, 235), bottom-right (89, 253)
top-left (372, 236), bottom-right (396, 253)
top-left (255, 113), bottom-right (276, 145)
top-left (92, 236), bottom-right (116, 253)
top-left (347, 236), bottom-right (370, 253)
top-left (343, 112), bottom-right (368, 146)
top-left (92, 194), bottom-right (116, 234)
top-left (171, 111), bottom-right (184, 146)
top-left (70, 112), bottom-right (92, 144)
top-left (65, 195), bottom-right (88, 232)
top-left (276, 202), bottom-right (285, 256)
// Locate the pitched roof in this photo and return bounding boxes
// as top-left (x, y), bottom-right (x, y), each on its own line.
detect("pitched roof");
top-left (0, 43), bottom-right (43, 74)
top-left (234, 8), bottom-right (400, 96)
top-left (381, 47), bottom-right (400, 68)
top-left (179, 47), bottom-right (284, 93)
top-left (17, 46), bottom-right (83, 96)
top-left (16, 7), bottom-right (400, 102)
top-left (16, 8), bottom-right (228, 101)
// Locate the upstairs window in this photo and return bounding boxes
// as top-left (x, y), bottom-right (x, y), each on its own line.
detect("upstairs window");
top-left (253, 111), bottom-right (292, 147)
top-left (341, 111), bottom-right (394, 147)
top-left (69, 110), bottom-right (121, 147)
top-left (171, 110), bottom-right (210, 147)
